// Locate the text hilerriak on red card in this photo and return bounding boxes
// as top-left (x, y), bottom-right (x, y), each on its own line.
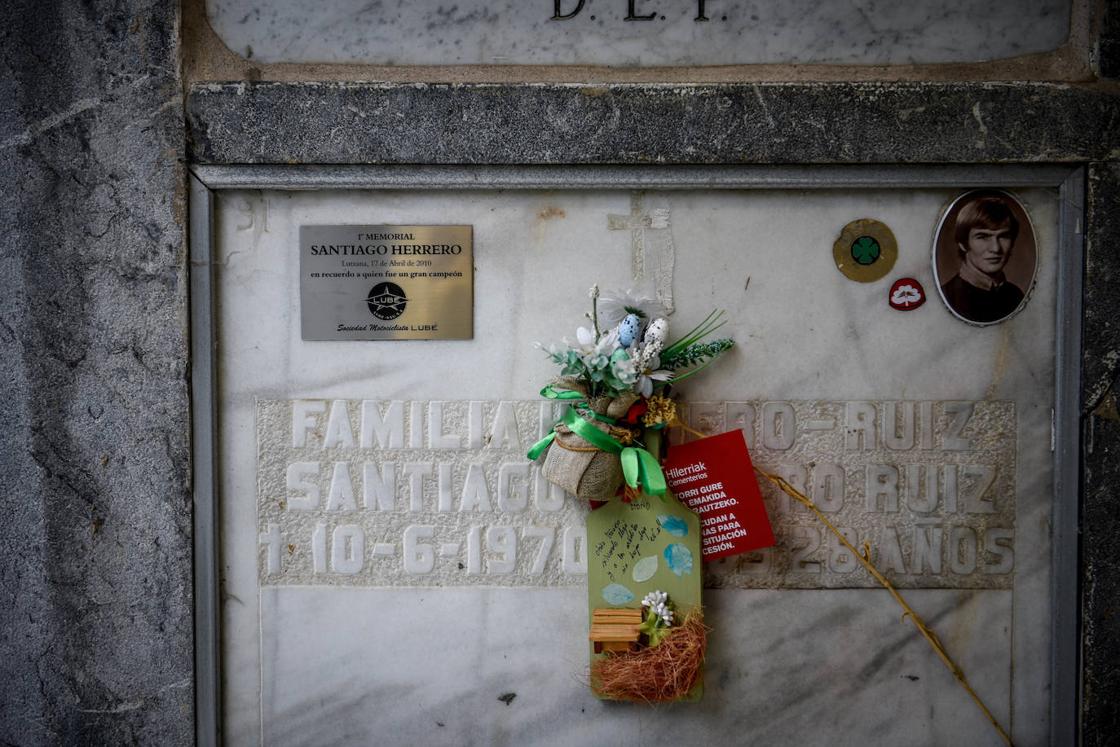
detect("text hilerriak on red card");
top-left (663, 430), bottom-right (775, 562)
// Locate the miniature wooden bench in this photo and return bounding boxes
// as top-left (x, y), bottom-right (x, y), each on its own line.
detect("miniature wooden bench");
top-left (589, 608), bottom-right (643, 654)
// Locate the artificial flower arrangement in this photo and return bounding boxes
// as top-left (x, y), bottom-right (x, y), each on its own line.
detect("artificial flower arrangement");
top-left (529, 286), bottom-right (733, 703)
top-left (529, 286), bottom-right (733, 502)
top-left (530, 286), bottom-right (1017, 730)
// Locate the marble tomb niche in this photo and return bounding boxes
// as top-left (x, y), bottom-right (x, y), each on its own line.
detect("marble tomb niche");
top-left (212, 186), bottom-right (1059, 745)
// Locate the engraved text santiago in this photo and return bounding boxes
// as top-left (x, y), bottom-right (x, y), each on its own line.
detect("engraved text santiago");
top-left (256, 399), bottom-right (1015, 589)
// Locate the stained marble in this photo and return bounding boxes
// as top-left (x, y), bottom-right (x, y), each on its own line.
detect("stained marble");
top-left (216, 187), bottom-right (1058, 745)
top-left (206, 0), bottom-right (1070, 67)
top-left (258, 588), bottom-right (1011, 747)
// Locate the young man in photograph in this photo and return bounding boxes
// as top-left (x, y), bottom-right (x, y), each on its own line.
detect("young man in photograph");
top-left (940, 195), bottom-right (1026, 323)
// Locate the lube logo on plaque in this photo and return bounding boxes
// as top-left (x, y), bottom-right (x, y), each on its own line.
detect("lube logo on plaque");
top-left (366, 282), bottom-right (407, 320)
top-left (300, 225), bottom-right (473, 340)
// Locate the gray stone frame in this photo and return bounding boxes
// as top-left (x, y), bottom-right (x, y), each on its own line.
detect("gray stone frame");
top-left (2, 2), bottom-right (190, 745)
top-left (187, 82), bottom-right (1120, 164)
top-left (187, 81), bottom-right (1119, 745)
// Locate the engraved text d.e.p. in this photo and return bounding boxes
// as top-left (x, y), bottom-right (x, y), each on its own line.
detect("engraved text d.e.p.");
top-left (553, 0), bottom-right (721, 22)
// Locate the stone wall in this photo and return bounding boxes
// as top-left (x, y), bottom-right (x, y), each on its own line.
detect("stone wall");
top-left (1082, 160), bottom-right (1120, 744)
top-left (0, 1), bottom-right (192, 744)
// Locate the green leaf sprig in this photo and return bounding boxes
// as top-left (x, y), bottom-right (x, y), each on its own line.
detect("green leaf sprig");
top-left (661, 339), bottom-right (734, 372)
top-left (658, 309), bottom-right (734, 383)
top-left (638, 608), bottom-right (673, 647)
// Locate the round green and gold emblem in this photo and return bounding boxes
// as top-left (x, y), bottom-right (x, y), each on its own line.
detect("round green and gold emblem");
top-left (832, 218), bottom-right (898, 282)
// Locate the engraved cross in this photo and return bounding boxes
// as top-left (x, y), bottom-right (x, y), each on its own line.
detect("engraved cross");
top-left (607, 192), bottom-right (675, 312)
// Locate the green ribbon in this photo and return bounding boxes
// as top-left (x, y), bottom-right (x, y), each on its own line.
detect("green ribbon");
top-left (539, 385), bottom-right (615, 424)
top-left (621, 446), bottom-right (667, 497)
top-left (539, 385), bottom-right (584, 401)
top-left (526, 402), bottom-right (667, 497)
top-left (526, 431), bottom-right (557, 461)
top-left (560, 407), bottom-right (621, 453)
top-left (526, 386), bottom-right (582, 461)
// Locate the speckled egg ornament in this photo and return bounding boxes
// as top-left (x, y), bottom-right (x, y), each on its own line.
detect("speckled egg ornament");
top-left (618, 313), bottom-right (642, 347)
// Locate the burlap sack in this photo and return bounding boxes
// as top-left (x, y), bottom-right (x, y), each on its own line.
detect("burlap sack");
top-left (541, 380), bottom-right (639, 501)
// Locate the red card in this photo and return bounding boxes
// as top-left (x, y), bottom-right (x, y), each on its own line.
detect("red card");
top-left (663, 430), bottom-right (775, 562)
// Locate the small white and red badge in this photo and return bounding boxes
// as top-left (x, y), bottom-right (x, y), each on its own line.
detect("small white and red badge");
top-left (889, 277), bottom-right (926, 311)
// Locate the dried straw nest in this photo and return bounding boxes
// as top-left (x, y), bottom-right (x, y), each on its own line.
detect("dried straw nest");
top-left (590, 611), bottom-right (707, 703)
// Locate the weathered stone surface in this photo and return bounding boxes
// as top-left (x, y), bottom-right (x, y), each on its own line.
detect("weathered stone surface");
top-left (0, 1), bottom-right (191, 745)
top-left (188, 81), bottom-right (1120, 165)
top-left (1100, 0), bottom-right (1120, 79)
top-left (1084, 163), bottom-right (1120, 409)
top-left (1082, 161), bottom-right (1120, 747)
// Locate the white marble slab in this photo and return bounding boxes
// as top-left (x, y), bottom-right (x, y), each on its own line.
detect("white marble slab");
top-left (259, 587), bottom-right (1010, 747)
top-left (215, 186), bottom-right (1058, 745)
top-left (206, 0), bottom-right (1070, 66)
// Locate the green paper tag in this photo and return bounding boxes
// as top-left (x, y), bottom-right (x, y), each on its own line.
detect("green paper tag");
top-left (586, 491), bottom-right (704, 701)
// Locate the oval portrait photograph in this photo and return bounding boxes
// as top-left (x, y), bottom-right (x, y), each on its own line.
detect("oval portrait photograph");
top-left (932, 189), bottom-right (1038, 326)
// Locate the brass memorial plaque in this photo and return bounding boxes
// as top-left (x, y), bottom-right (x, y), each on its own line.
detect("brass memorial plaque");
top-left (300, 225), bottom-right (473, 340)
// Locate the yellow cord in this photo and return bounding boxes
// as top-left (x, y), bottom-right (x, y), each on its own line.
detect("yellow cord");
top-left (755, 468), bottom-right (1013, 747)
top-left (669, 418), bottom-right (709, 442)
top-left (551, 438), bottom-right (601, 453)
top-left (578, 395), bottom-right (1011, 743)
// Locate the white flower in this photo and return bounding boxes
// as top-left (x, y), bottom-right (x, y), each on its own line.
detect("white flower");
top-left (641, 591), bottom-right (674, 627)
top-left (566, 326), bottom-right (619, 358)
top-left (631, 320), bottom-right (673, 396)
top-left (598, 288), bottom-right (668, 329)
top-left (634, 354), bottom-right (673, 397)
top-left (535, 340), bottom-right (567, 359)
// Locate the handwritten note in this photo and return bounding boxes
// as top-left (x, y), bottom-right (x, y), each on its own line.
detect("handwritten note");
top-left (594, 516), bottom-right (663, 582)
